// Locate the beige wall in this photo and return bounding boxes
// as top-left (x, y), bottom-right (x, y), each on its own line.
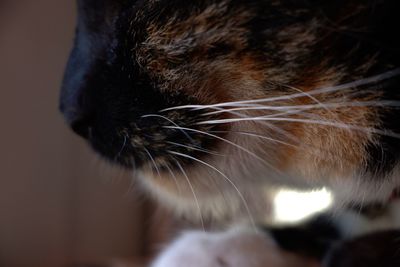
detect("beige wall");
top-left (0, 1), bottom-right (148, 266)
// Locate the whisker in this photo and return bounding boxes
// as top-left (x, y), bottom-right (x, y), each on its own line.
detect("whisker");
top-left (142, 114), bottom-right (195, 143)
top-left (125, 158), bottom-right (138, 197)
top-left (164, 125), bottom-right (282, 173)
top-left (276, 82), bottom-right (345, 122)
top-left (161, 68), bottom-right (400, 112)
top-left (202, 105), bottom-right (302, 116)
top-left (210, 130), bottom-right (299, 149)
top-left (181, 101), bottom-right (397, 150)
top-left (115, 133), bottom-right (128, 161)
top-left (210, 130), bottom-right (332, 158)
top-left (143, 147), bottom-right (161, 178)
top-left (165, 162), bottom-right (182, 196)
top-left (204, 68), bottom-right (400, 107)
top-left (201, 100), bottom-right (400, 116)
top-left (167, 141), bottom-right (225, 156)
top-left (198, 117), bottom-right (400, 139)
top-left (160, 103), bottom-right (267, 113)
top-left (199, 106), bottom-right (303, 145)
top-left (174, 159), bottom-right (205, 231)
top-left (169, 150), bottom-right (256, 229)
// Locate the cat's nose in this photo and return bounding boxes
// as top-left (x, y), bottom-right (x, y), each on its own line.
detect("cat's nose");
top-left (60, 46), bottom-right (96, 139)
top-left (59, 94), bottom-right (94, 139)
top-left (69, 113), bottom-right (93, 139)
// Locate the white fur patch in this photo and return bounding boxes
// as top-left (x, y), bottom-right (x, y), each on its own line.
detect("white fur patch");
top-left (151, 228), bottom-right (317, 267)
top-left (335, 199), bottom-right (400, 238)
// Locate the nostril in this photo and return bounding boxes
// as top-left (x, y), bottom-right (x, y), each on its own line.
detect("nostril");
top-left (71, 118), bottom-right (92, 139)
top-left (60, 100), bottom-right (95, 139)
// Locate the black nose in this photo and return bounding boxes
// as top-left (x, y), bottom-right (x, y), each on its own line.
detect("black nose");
top-left (59, 83), bottom-right (95, 139)
top-left (60, 102), bottom-right (94, 139)
top-left (70, 114), bottom-right (93, 138)
top-left (60, 42), bottom-right (96, 139)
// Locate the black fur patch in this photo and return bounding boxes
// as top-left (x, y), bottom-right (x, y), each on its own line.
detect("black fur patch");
top-left (267, 216), bottom-right (341, 259)
top-left (325, 230), bottom-right (400, 267)
top-left (365, 78), bottom-right (400, 177)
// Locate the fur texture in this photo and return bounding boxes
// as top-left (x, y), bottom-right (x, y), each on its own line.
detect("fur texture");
top-left (61, 0), bottom-right (400, 222)
top-left (60, 0), bottom-right (400, 266)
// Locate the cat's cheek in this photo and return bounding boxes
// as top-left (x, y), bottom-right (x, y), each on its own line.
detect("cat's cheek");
top-left (151, 228), bottom-right (320, 267)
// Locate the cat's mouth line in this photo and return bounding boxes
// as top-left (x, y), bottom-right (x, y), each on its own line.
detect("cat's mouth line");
top-left (87, 120), bottom-right (225, 173)
top-left (93, 110), bottom-right (227, 169)
top-left (91, 107), bottom-right (284, 177)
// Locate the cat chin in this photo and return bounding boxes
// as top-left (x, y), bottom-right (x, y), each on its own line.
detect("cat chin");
top-left (137, 170), bottom-right (276, 225)
top-left (326, 164), bottom-right (400, 206)
top-left (135, 157), bottom-right (400, 224)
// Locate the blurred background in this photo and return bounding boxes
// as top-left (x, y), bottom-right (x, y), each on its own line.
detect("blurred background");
top-left (0, 1), bottom-right (176, 266)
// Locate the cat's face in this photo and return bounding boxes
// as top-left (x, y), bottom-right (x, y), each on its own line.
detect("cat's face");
top-left (60, 0), bottom-right (400, 220)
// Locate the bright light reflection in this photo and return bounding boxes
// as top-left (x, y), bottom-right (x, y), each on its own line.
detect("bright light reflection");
top-left (273, 187), bottom-right (333, 224)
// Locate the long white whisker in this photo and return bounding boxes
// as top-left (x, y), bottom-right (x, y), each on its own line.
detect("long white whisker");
top-left (160, 103), bottom-right (268, 112)
top-left (201, 100), bottom-right (400, 116)
top-left (204, 69), bottom-right (400, 107)
top-left (162, 68), bottom-right (400, 111)
top-left (142, 114), bottom-right (195, 143)
top-left (169, 151), bottom-right (256, 229)
top-left (164, 126), bottom-right (281, 173)
top-left (198, 106), bottom-right (303, 145)
top-left (210, 130), bottom-right (298, 149)
top-left (125, 158), bottom-right (138, 197)
top-left (275, 82), bottom-right (338, 117)
top-left (143, 147), bottom-right (161, 178)
top-left (210, 130), bottom-right (338, 158)
top-left (115, 133), bottom-right (128, 161)
top-left (174, 159), bottom-right (205, 231)
top-left (165, 163), bottom-right (182, 196)
top-left (198, 117), bottom-right (400, 139)
top-left (202, 106), bottom-right (303, 116)
top-left (167, 141), bottom-right (225, 156)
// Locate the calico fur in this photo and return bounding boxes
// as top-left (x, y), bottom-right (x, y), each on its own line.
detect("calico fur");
top-left (60, 0), bottom-right (400, 266)
top-left (61, 0), bottom-right (400, 221)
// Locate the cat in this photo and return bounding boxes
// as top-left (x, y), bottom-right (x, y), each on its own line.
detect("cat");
top-left (60, 0), bottom-right (400, 266)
